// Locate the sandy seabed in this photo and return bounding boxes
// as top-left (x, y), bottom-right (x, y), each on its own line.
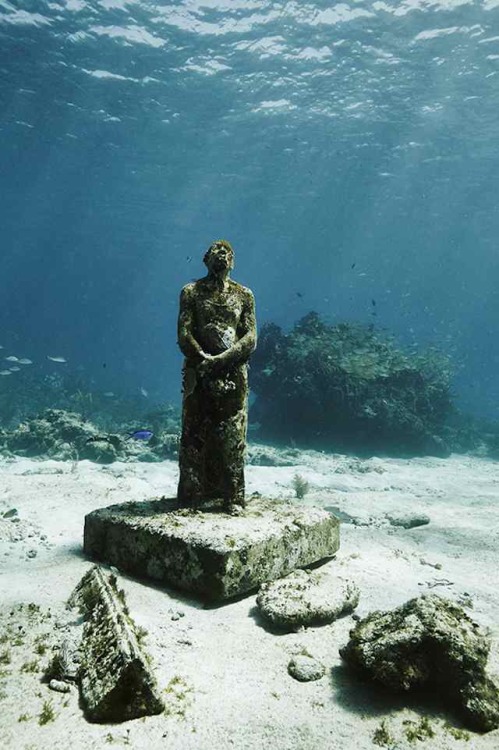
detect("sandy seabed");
top-left (0, 447), bottom-right (498, 750)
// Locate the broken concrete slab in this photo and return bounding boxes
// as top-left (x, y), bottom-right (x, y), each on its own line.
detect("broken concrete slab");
top-left (84, 497), bottom-right (340, 601)
top-left (69, 565), bottom-right (164, 723)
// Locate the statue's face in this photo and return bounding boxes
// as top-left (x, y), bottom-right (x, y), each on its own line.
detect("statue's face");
top-left (205, 243), bottom-right (234, 273)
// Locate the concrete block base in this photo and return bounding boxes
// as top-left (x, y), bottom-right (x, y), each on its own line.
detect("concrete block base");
top-left (83, 497), bottom-right (340, 601)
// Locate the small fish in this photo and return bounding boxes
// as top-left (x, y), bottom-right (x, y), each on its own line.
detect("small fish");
top-left (126, 429), bottom-right (153, 441)
top-left (47, 355), bottom-right (67, 363)
top-left (9, 366), bottom-right (20, 372)
top-left (371, 299), bottom-right (376, 306)
top-left (102, 363), bottom-right (107, 368)
top-left (296, 291), bottom-right (303, 298)
top-left (0, 370), bottom-right (12, 376)
top-left (5, 356), bottom-right (19, 362)
top-left (140, 387), bottom-right (149, 398)
top-left (18, 358), bottom-right (33, 365)
top-left (103, 392), bottom-right (115, 397)
top-left (351, 263), bottom-right (356, 269)
top-left (186, 256), bottom-right (192, 263)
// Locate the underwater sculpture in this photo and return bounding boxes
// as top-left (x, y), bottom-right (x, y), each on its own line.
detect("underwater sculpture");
top-left (84, 245), bottom-right (339, 603)
top-left (177, 240), bottom-right (257, 512)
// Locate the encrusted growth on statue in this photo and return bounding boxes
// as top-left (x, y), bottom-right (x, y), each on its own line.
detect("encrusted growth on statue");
top-left (177, 240), bottom-right (257, 511)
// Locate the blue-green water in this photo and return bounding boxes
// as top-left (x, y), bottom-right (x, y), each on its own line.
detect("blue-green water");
top-left (1, 0), bottom-right (499, 419)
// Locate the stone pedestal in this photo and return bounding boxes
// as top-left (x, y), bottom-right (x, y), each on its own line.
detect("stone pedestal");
top-left (84, 497), bottom-right (340, 601)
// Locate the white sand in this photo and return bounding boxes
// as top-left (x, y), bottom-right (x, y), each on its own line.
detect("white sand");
top-left (0, 449), bottom-right (499, 749)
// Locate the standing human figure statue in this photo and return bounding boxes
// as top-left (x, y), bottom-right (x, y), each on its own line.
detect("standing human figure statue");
top-left (177, 240), bottom-right (257, 513)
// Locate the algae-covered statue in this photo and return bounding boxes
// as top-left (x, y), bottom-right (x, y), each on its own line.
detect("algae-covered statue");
top-left (177, 240), bottom-right (257, 513)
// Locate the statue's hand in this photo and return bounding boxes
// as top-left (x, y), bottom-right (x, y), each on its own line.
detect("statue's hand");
top-left (197, 352), bottom-right (216, 377)
top-left (197, 350), bottom-right (231, 376)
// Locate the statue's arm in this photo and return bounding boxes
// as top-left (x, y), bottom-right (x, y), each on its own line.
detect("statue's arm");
top-left (220, 289), bottom-right (257, 366)
top-left (177, 286), bottom-right (204, 360)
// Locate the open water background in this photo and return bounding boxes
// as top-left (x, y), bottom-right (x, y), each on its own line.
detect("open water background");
top-left (1, 1), bottom-right (498, 419)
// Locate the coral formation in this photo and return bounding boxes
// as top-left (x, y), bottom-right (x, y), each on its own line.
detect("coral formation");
top-left (5, 409), bottom-right (105, 460)
top-left (291, 473), bottom-right (310, 499)
top-left (250, 312), bottom-right (453, 456)
top-left (1, 408), bottom-right (180, 464)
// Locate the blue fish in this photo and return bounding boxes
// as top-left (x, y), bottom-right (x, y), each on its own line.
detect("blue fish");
top-left (127, 429), bottom-right (154, 441)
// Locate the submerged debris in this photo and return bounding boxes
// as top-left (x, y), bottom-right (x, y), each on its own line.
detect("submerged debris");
top-left (386, 512), bottom-right (430, 529)
top-left (257, 568), bottom-right (359, 631)
top-left (69, 565), bottom-right (163, 723)
top-left (48, 679), bottom-right (71, 693)
top-left (340, 594), bottom-right (499, 732)
top-left (44, 637), bottom-right (80, 685)
top-left (288, 653), bottom-right (325, 682)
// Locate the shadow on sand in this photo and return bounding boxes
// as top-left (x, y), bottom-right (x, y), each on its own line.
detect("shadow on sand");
top-left (329, 662), bottom-right (469, 729)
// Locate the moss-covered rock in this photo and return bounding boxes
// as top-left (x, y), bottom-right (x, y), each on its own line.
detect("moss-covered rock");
top-left (340, 594), bottom-right (499, 732)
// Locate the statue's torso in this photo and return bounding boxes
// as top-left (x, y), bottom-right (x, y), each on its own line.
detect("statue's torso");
top-left (189, 278), bottom-right (247, 355)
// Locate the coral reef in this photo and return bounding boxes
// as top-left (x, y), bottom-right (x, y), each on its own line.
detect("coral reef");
top-left (5, 409), bottom-right (102, 460)
top-left (339, 594), bottom-right (499, 732)
top-left (250, 312), bottom-right (453, 456)
top-left (0, 366), bottom-right (180, 440)
top-left (291, 473), bottom-right (310, 499)
top-left (287, 653), bottom-right (325, 682)
top-left (1, 408), bottom-right (180, 464)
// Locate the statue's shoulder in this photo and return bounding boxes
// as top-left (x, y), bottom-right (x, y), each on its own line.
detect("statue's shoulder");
top-left (228, 279), bottom-right (255, 302)
top-left (180, 280), bottom-right (202, 298)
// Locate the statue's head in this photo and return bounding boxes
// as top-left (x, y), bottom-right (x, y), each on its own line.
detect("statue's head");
top-left (203, 239), bottom-right (234, 273)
